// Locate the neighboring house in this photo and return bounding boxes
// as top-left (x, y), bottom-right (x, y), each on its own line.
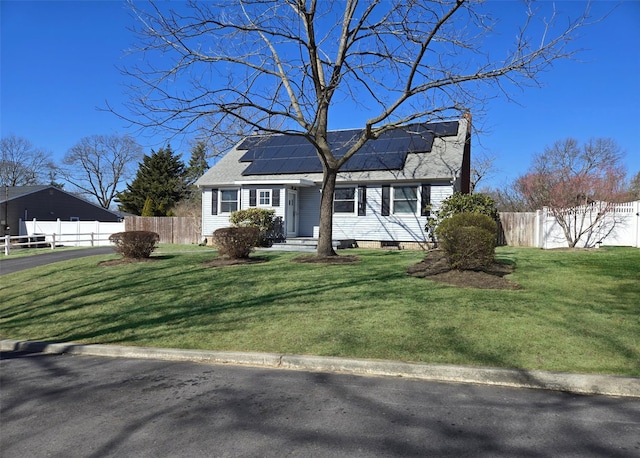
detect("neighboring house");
top-left (195, 115), bottom-right (471, 248)
top-left (0, 185), bottom-right (121, 236)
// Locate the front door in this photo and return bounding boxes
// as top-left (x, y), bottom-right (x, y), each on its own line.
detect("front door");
top-left (286, 190), bottom-right (298, 238)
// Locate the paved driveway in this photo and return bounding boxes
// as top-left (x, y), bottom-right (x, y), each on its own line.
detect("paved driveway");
top-left (2, 352), bottom-right (639, 457)
top-left (0, 247), bottom-right (115, 275)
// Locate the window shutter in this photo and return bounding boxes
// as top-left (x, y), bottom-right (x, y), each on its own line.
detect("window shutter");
top-left (211, 189), bottom-right (218, 215)
top-left (249, 189), bottom-right (257, 207)
top-left (358, 186), bottom-right (367, 216)
top-left (272, 188), bottom-right (280, 207)
top-left (381, 185), bottom-right (390, 216)
top-left (421, 184), bottom-right (431, 216)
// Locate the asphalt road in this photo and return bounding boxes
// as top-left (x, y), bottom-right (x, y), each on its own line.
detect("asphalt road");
top-left (0, 247), bottom-right (115, 275)
top-left (2, 352), bottom-right (639, 457)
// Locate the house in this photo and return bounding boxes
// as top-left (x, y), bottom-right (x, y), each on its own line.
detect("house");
top-left (1, 185), bottom-right (121, 236)
top-left (195, 115), bottom-right (471, 248)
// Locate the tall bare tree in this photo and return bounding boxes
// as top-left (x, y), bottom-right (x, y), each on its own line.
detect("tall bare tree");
top-left (470, 151), bottom-right (497, 193)
top-left (62, 134), bottom-right (142, 209)
top-left (478, 184), bottom-right (532, 213)
top-left (118, 0), bottom-right (592, 256)
top-left (0, 134), bottom-right (53, 186)
top-left (516, 138), bottom-right (627, 247)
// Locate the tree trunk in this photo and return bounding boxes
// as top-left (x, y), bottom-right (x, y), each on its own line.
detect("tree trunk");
top-left (317, 169), bottom-right (338, 256)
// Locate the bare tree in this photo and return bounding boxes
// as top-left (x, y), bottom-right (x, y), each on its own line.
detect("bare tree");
top-left (470, 151), bottom-right (497, 193)
top-left (118, 0), bottom-right (593, 256)
top-left (0, 134), bottom-right (53, 186)
top-left (628, 171), bottom-right (640, 200)
top-left (62, 134), bottom-right (143, 209)
top-left (516, 138), bottom-right (627, 247)
top-left (478, 184), bottom-right (532, 213)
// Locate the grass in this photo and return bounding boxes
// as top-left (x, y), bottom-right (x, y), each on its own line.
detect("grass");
top-left (1, 246), bottom-right (638, 376)
top-left (1, 243), bottom-right (210, 259)
top-left (1, 245), bottom-right (90, 258)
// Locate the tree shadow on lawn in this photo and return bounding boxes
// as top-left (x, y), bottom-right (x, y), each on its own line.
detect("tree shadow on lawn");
top-left (202, 256), bottom-right (271, 267)
top-left (204, 254), bottom-right (361, 267)
top-left (98, 255), bottom-right (175, 266)
top-left (7, 254), bottom-right (382, 347)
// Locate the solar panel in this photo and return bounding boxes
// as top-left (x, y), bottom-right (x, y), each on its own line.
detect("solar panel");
top-left (239, 120), bottom-right (459, 176)
top-left (422, 121), bottom-right (459, 137)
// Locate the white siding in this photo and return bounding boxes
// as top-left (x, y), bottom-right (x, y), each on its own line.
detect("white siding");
top-left (201, 187), bottom-right (288, 236)
top-left (202, 183), bottom-right (453, 242)
top-left (332, 184), bottom-right (452, 242)
top-left (201, 188), bottom-right (230, 235)
top-left (239, 187), bottom-right (287, 219)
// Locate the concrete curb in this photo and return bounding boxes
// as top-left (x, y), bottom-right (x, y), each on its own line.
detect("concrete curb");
top-left (2, 339), bottom-right (639, 398)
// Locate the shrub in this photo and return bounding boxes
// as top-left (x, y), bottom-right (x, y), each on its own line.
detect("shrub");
top-left (435, 212), bottom-right (497, 270)
top-left (426, 192), bottom-right (500, 239)
top-left (230, 208), bottom-right (277, 246)
top-left (212, 226), bottom-right (260, 259)
top-left (109, 231), bottom-right (160, 259)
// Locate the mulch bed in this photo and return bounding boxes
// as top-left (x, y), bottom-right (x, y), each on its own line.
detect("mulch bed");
top-left (407, 249), bottom-right (522, 290)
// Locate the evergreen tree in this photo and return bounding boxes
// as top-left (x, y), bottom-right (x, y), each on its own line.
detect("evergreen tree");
top-left (116, 145), bottom-right (188, 216)
top-left (169, 141), bottom-right (209, 216)
top-left (185, 141), bottom-right (209, 186)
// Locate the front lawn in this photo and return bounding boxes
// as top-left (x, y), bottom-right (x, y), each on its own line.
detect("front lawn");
top-left (1, 246), bottom-right (638, 376)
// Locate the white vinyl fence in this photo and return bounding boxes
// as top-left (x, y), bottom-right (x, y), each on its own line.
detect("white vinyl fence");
top-left (20, 218), bottom-right (124, 247)
top-left (538, 201), bottom-right (639, 249)
top-left (502, 201), bottom-right (639, 249)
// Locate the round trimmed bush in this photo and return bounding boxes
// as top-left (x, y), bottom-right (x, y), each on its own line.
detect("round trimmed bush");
top-left (229, 208), bottom-right (277, 247)
top-left (212, 226), bottom-right (260, 259)
top-left (109, 231), bottom-right (160, 259)
top-left (435, 212), bottom-right (497, 270)
top-left (425, 192), bottom-right (500, 242)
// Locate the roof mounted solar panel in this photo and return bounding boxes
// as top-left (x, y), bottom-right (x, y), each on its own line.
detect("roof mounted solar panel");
top-left (422, 121), bottom-right (459, 137)
top-left (238, 120), bottom-right (458, 176)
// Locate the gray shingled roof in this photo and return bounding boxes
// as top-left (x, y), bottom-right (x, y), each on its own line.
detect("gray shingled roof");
top-left (196, 118), bottom-right (469, 187)
top-left (0, 185), bottom-right (50, 202)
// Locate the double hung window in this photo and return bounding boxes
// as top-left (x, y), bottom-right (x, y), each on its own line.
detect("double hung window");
top-left (220, 189), bottom-right (239, 213)
top-left (393, 186), bottom-right (418, 213)
top-left (334, 187), bottom-right (356, 213)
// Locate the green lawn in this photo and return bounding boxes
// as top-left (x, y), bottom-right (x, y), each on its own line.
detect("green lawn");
top-left (2, 245), bottom-right (87, 258)
top-left (1, 246), bottom-right (638, 376)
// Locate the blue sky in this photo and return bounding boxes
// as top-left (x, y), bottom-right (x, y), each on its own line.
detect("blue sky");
top-left (1, 0), bottom-right (639, 190)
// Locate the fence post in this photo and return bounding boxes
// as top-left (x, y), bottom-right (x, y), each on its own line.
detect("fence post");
top-left (51, 233), bottom-right (56, 249)
top-left (631, 200), bottom-right (640, 248)
top-left (91, 232), bottom-right (95, 247)
top-left (4, 235), bottom-right (10, 256)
